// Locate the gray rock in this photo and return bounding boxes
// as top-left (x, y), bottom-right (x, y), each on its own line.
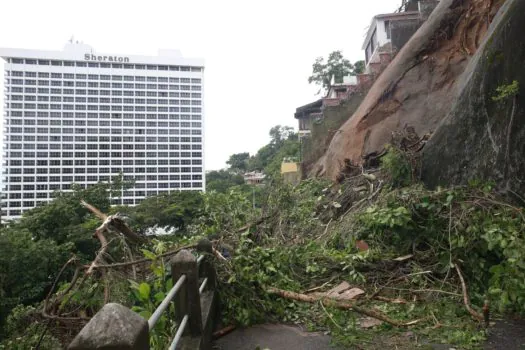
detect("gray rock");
top-left (422, 0), bottom-right (525, 199)
top-left (68, 303), bottom-right (149, 350)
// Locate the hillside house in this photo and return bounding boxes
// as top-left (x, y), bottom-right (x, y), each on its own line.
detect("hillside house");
top-left (295, 75), bottom-right (358, 138)
top-left (243, 171), bottom-right (266, 185)
top-left (363, 0), bottom-right (439, 74)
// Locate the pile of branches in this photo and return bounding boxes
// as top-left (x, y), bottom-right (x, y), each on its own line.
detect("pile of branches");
top-left (37, 202), bottom-right (204, 345)
top-left (207, 144), bottom-right (524, 346)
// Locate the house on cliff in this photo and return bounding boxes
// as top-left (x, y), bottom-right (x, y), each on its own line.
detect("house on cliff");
top-left (243, 171), bottom-right (265, 185)
top-left (363, 0), bottom-right (440, 74)
top-left (295, 0), bottom-right (440, 142)
top-left (295, 75), bottom-right (358, 139)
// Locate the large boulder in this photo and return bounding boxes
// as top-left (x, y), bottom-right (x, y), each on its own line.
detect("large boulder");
top-left (315, 0), bottom-right (504, 180)
top-left (421, 0), bottom-right (525, 199)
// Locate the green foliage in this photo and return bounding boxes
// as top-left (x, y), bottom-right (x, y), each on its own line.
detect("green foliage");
top-left (308, 51), bottom-right (354, 93)
top-left (353, 185), bottom-right (525, 314)
top-left (192, 188), bottom-right (257, 236)
top-left (129, 241), bottom-right (175, 348)
top-left (0, 229), bottom-right (73, 333)
top-left (263, 138), bottom-right (300, 179)
top-left (120, 190), bottom-right (204, 233)
top-left (219, 231), bottom-right (366, 327)
top-left (226, 152), bottom-right (250, 172)
top-left (353, 60), bottom-right (365, 75)
top-left (206, 170), bottom-right (246, 193)
top-left (245, 125), bottom-right (299, 179)
top-left (263, 179), bottom-right (330, 234)
top-left (492, 80), bottom-right (519, 102)
top-left (0, 305), bottom-right (61, 349)
top-left (381, 145), bottom-right (413, 187)
top-left (268, 125), bottom-right (295, 146)
top-left (16, 182), bottom-right (110, 245)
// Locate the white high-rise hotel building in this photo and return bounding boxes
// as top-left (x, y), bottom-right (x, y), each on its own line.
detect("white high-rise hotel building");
top-left (0, 43), bottom-right (205, 220)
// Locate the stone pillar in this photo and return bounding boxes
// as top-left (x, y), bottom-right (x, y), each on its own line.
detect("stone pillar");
top-left (171, 249), bottom-right (203, 337)
top-left (68, 303), bottom-right (149, 350)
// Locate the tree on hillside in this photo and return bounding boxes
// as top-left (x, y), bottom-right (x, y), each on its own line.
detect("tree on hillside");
top-left (206, 170), bottom-right (245, 193)
top-left (308, 51), bottom-right (353, 94)
top-left (226, 152), bottom-right (250, 172)
top-left (269, 125), bottom-right (295, 146)
top-left (118, 191), bottom-right (204, 233)
top-left (308, 52), bottom-right (366, 94)
top-left (245, 125), bottom-right (299, 178)
top-left (0, 228), bottom-right (73, 328)
top-left (353, 60), bottom-right (365, 75)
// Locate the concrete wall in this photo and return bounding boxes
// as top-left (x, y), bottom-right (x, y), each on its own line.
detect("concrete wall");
top-left (301, 92), bottom-right (366, 176)
top-left (419, 0), bottom-right (440, 18)
top-left (390, 19), bottom-right (422, 52)
top-left (282, 170), bottom-right (301, 186)
top-left (281, 162), bottom-right (299, 173)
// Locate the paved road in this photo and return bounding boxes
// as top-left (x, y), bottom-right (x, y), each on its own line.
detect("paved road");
top-left (213, 319), bottom-right (525, 350)
top-left (213, 324), bottom-right (339, 350)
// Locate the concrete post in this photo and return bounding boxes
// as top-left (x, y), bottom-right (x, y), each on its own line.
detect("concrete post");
top-left (171, 249), bottom-right (202, 337)
top-left (196, 238), bottom-right (217, 291)
top-left (68, 303), bottom-right (149, 350)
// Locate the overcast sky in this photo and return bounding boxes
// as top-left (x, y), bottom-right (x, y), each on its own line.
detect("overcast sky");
top-left (0, 0), bottom-right (399, 171)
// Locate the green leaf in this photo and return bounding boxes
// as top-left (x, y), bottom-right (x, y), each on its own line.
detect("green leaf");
top-left (139, 310), bottom-right (152, 320)
top-left (154, 291), bottom-right (166, 303)
top-left (141, 249), bottom-right (157, 260)
top-left (138, 282), bottom-right (151, 301)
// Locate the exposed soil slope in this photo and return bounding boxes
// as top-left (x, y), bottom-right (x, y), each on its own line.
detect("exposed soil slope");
top-left (314, 0), bottom-right (504, 181)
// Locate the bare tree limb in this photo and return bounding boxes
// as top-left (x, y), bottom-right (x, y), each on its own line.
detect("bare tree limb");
top-left (86, 221), bottom-right (110, 275)
top-left (44, 256), bottom-right (78, 313)
top-left (267, 286), bottom-right (421, 327)
top-left (86, 243), bottom-right (197, 270)
top-left (453, 263), bottom-right (483, 321)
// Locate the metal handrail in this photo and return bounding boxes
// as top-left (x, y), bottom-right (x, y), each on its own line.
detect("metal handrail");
top-left (68, 248), bottom-right (217, 350)
top-left (148, 274), bottom-right (187, 330)
top-left (169, 314), bottom-right (189, 350)
top-left (197, 254), bottom-right (204, 265)
top-left (147, 253), bottom-right (209, 349)
top-left (198, 277), bottom-right (208, 294)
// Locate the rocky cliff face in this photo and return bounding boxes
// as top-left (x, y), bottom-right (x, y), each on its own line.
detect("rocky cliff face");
top-left (421, 0), bottom-right (525, 200)
top-left (314, 0), bottom-right (505, 180)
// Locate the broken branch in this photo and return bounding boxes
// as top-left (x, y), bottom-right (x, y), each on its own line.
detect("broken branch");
top-left (212, 325), bottom-right (236, 339)
top-left (86, 220), bottom-right (110, 275)
top-left (267, 286), bottom-right (419, 327)
top-left (453, 263), bottom-right (483, 321)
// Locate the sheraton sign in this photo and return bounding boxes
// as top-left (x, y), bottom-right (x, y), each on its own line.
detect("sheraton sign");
top-left (84, 53), bottom-right (130, 63)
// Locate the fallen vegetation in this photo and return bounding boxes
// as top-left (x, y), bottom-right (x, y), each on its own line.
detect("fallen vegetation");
top-left (1, 138), bottom-right (524, 349)
top-left (206, 144), bottom-right (525, 348)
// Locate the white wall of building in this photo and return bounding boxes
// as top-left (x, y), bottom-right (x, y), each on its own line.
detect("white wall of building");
top-left (0, 43), bottom-right (205, 220)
